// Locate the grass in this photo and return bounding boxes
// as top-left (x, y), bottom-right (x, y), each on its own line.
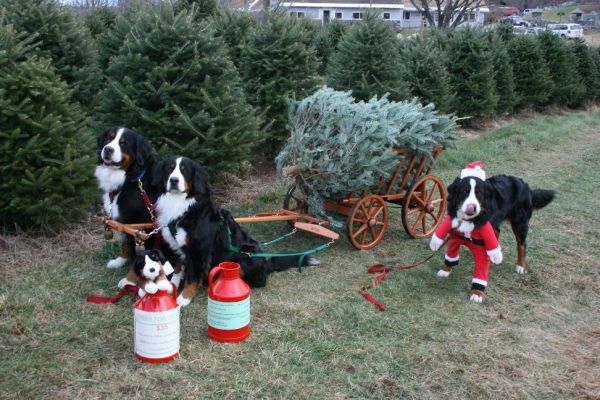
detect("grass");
top-left (2, 111), bottom-right (600, 399)
top-left (533, 3), bottom-right (599, 23)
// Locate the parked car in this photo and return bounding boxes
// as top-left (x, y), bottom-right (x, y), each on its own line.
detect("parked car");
top-left (526, 27), bottom-right (545, 35)
top-left (548, 23), bottom-right (584, 38)
top-left (500, 16), bottom-right (530, 27)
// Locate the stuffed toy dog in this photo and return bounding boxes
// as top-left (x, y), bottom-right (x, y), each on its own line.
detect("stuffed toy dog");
top-left (133, 249), bottom-right (175, 297)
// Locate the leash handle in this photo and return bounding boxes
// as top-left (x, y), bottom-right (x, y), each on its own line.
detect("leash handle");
top-left (359, 238), bottom-right (449, 311)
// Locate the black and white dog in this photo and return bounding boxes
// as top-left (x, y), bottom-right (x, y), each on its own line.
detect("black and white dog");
top-left (431, 162), bottom-right (555, 287)
top-left (95, 127), bottom-right (164, 287)
top-left (153, 156), bottom-right (319, 306)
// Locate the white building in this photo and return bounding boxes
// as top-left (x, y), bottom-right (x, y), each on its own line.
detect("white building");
top-left (273, 0), bottom-right (489, 29)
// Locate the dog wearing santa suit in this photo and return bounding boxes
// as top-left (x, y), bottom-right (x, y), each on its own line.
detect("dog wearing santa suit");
top-left (430, 161), bottom-right (555, 303)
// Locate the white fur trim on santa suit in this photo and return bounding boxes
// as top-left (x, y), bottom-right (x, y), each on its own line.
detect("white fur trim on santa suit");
top-left (460, 161), bottom-right (486, 181)
top-left (445, 254), bottom-right (460, 262)
top-left (430, 234), bottom-right (445, 251)
top-left (472, 278), bottom-right (488, 287)
top-left (487, 246), bottom-right (503, 264)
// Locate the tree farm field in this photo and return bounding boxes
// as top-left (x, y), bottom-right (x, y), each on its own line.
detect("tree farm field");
top-left (1, 112), bottom-right (599, 399)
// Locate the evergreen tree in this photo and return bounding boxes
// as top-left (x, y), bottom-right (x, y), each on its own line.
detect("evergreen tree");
top-left (314, 20), bottom-right (347, 73)
top-left (95, 4), bottom-right (141, 73)
top-left (537, 31), bottom-right (584, 107)
top-left (446, 29), bottom-right (497, 121)
top-left (0, 24), bottom-right (95, 231)
top-left (1, 0), bottom-right (100, 110)
top-left (486, 31), bottom-right (517, 115)
top-left (398, 34), bottom-right (454, 113)
top-left (508, 35), bottom-right (553, 108)
top-left (84, 6), bottom-right (117, 38)
top-left (99, 2), bottom-right (260, 175)
top-left (570, 39), bottom-right (600, 101)
top-left (211, 8), bottom-right (258, 68)
top-left (327, 12), bottom-right (409, 102)
top-left (240, 11), bottom-right (319, 156)
top-left (495, 23), bottom-right (514, 42)
top-left (175, 0), bottom-right (218, 22)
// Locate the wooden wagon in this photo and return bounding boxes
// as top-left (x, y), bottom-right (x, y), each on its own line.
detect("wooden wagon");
top-left (101, 146), bottom-right (445, 253)
top-left (282, 146), bottom-right (447, 250)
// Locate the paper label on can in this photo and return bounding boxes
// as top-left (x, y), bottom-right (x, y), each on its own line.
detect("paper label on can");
top-left (207, 297), bottom-right (250, 330)
top-left (134, 307), bottom-right (180, 359)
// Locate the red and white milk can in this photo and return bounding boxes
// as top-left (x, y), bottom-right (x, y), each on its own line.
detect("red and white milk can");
top-left (207, 262), bottom-right (251, 343)
top-left (134, 285), bottom-right (180, 363)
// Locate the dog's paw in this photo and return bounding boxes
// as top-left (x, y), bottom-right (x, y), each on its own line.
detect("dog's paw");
top-left (306, 256), bottom-right (321, 266)
top-left (118, 277), bottom-right (136, 289)
top-left (437, 269), bottom-right (451, 278)
top-left (138, 288), bottom-right (146, 298)
top-left (177, 295), bottom-right (191, 307)
top-left (515, 265), bottom-right (527, 274)
top-left (170, 272), bottom-right (183, 288)
top-left (157, 280), bottom-right (172, 292)
top-left (144, 282), bottom-right (158, 294)
top-left (469, 289), bottom-right (485, 303)
top-left (469, 293), bottom-right (484, 303)
top-left (429, 234), bottom-right (444, 252)
top-left (107, 256), bottom-right (128, 269)
top-left (487, 247), bottom-right (503, 265)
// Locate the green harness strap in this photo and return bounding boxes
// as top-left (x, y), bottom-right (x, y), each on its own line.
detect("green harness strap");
top-left (221, 217), bottom-right (332, 272)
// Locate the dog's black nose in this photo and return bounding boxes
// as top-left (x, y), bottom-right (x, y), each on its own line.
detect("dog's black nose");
top-left (169, 177), bottom-right (179, 186)
top-left (149, 267), bottom-right (155, 273)
top-left (103, 146), bottom-right (114, 157)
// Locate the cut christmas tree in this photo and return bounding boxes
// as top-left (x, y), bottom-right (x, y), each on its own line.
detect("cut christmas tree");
top-left (276, 87), bottom-right (457, 220)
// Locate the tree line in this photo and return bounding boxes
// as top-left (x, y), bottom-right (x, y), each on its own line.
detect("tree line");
top-left (1, 0), bottom-right (599, 231)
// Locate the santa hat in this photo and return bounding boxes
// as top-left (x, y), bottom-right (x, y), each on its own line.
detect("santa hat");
top-left (460, 161), bottom-right (486, 181)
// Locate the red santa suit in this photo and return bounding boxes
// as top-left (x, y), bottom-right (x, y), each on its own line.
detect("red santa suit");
top-left (429, 161), bottom-right (502, 299)
top-left (431, 215), bottom-right (501, 291)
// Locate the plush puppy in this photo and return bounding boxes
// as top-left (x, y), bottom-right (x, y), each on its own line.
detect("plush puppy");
top-left (152, 156), bottom-right (319, 307)
top-left (430, 161), bottom-right (555, 303)
top-left (133, 250), bottom-right (175, 297)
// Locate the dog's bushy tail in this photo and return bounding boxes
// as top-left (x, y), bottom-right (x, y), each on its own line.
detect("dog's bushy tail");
top-left (532, 189), bottom-right (556, 209)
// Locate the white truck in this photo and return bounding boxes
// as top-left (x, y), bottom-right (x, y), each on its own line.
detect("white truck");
top-left (548, 23), bottom-right (584, 39)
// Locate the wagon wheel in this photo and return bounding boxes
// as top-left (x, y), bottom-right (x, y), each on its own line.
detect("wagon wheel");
top-left (401, 175), bottom-right (446, 239)
top-left (346, 195), bottom-right (388, 250)
top-left (283, 183), bottom-right (309, 227)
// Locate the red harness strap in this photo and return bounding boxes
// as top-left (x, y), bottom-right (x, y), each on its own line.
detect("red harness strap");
top-left (360, 239), bottom-right (448, 311)
top-left (139, 188), bottom-right (161, 249)
top-left (86, 284), bottom-right (139, 304)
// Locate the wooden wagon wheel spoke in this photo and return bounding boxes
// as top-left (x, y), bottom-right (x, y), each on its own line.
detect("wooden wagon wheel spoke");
top-left (360, 228), bottom-right (368, 245)
top-left (371, 204), bottom-right (384, 219)
top-left (411, 212), bottom-right (426, 233)
top-left (369, 225), bottom-right (378, 242)
top-left (430, 198), bottom-right (444, 205)
top-left (407, 207), bottom-right (420, 215)
top-left (352, 223), bottom-right (368, 239)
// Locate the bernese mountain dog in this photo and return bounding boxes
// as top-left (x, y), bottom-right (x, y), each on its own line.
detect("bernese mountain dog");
top-left (94, 127), bottom-right (168, 287)
top-left (430, 162), bottom-right (555, 302)
top-left (152, 156), bottom-right (320, 307)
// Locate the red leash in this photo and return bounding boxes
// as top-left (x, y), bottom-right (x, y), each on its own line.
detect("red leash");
top-left (86, 284), bottom-right (139, 304)
top-left (360, 239), bottom-right (448, 311)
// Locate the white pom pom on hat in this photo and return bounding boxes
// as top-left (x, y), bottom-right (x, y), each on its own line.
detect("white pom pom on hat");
top-left (460, 161), bottom-right (486, 181)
